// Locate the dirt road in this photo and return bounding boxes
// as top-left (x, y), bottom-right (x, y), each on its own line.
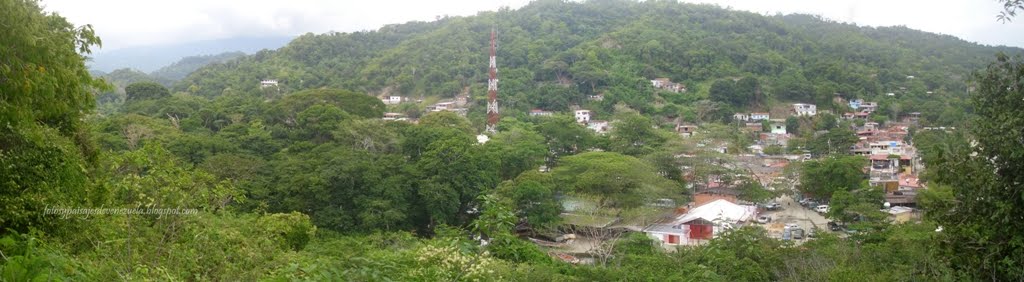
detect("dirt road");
top-left (756, 194), bottom-right (831, 241)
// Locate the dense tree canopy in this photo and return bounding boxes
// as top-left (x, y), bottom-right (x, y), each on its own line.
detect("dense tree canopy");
top-left (799, 156), bottom-right (867, 199)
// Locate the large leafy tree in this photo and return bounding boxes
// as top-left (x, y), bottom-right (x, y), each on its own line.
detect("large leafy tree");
top-left (0, 0), bottom-right (104, 234)
top-left (799, 155), bottom-right (866, 199)
top-left (125, 81), bottom-right (171, 101)
top-left (922, 54), bottom-right (1024, 280)
top-left (554, 152), bottom-right (679, 210)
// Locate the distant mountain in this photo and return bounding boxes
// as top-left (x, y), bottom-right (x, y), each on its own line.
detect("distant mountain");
top-left (88, 36), bottom-right (293, 73)
top-left (150, 52), bottom-right (246, 82)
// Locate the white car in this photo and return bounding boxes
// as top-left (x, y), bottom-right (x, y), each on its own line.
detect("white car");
top-left (815, 205), bottom-right (829, 214)
top-left (756, 215), bottom-right (772, 224)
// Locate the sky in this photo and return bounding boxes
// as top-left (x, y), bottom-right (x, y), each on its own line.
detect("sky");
top-left (42, 0), bottom-right (1024, 52)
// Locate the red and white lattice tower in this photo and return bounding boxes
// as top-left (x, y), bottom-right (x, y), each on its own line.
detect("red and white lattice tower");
top-left (486, 29), bottom-right (499, 133)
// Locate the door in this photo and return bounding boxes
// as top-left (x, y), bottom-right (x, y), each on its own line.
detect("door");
top-left (666, 234), bottom-right (679, 244)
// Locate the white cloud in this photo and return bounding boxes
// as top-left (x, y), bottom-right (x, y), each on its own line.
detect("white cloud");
top-left (41, 0), bottom-right (1024, 51)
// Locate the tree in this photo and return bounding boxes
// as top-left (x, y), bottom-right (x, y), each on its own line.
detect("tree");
top-left (998, 0), bottom-right (1024, 22)
top-left (485, 127), bottom-right (547, 180)
top-left (785, 116), bottom-right (800, 135)
top-left (609, 112), bottom-right (663, 156)
top-left (807, 126), bottom-right (858, 155)
top-left (799, 156), bottom-right (866, 199)
top-left (554, 152), bottom-right (678, 210)
top-left (922, 54), bottom-right (1024, 280)
top-left (125, 81), bottom-right (171, 101)
top-left (418, 111), bottom-right (474, 134)
top-left (0, 0), bottom-right (103, 235)
top-left (0, 0), bottom-right (104, 134)
top-left (536, 115), bottom-right (595, 161)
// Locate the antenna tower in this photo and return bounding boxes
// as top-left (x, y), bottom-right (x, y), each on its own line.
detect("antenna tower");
top-left (486, 29), bottom-right (499, 133)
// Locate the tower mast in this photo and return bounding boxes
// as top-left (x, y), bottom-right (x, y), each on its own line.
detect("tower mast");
top-left (486, 29), bottom-right (499, 133)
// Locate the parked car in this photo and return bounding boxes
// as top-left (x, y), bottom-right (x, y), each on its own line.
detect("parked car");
top-left (792, 228), bottom-right (805, 239)
top-left (757, 215), bottom-right (772, 224)
top-left (815, 205), bottom-right (830, 214)
top-left (827, 221), bottom-right (841, 231)
top-left (761, 202), bottom-right (782, 210)
top-left (801, 199), bottom-right (819, 209)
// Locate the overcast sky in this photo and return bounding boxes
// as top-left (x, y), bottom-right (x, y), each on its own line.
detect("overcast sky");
top-left (42, 0), bottom-right (1024, 52)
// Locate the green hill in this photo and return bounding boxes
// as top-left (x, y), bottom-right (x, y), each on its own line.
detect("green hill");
top-left (174, 0), bottom-right (1019, 126)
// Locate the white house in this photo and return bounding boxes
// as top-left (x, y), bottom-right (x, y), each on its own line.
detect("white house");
top-left (750, 112), bottom-right (770, 121)
top-left (260, 79), bottom-right (279, 88)
top-left (529, 109), bottom-right (554, 117)
top-left (770, 120), bottom-right (787, 134)
top-left (575, 110), bottom-right (591, 123)
top-left (793, 103), bottom-right (817, 116)
top-left (383, 95), bottom-right (405, 105)
top-left (733, 113), bottom-right (750, 122)
top-left (651, 78), bottom-right (686, 93)
top-left (645, 199), bottom-right (757, 245)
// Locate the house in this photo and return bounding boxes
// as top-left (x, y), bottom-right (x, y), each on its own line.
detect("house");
top-left (588, 94), bottom-right (604, 101)
top-left (792, 103), bottom-right (817, 116)
top-left (864, 122), bottom-right (880, 131)
top-left (427, 101), bottom-right (456, 111)
top-left (750, 112), bottom-right (770, 121)
top-left (769, 120), bottom-right (787, 134)
top-left (644, 199), bottom-right (756, 245)
top-left (849, 99), bottom-right (863, 110)
top-left (887, 206), bottom-right (915, 223)
top-left (651, 78), bottom-right (686, 93)
top-left (575, 110), bottom-right (591, 123)
top-left (869, 141), bottom-right (905, 155)
top-left (383, 95), bottom-right (406, 105)
top-left (860, 102), bottom-right (878, 113)
top-left (587, 120), bottom-right (610, 134)
top-left (382, 112), bottom-right (407, 121)
top-left (260, 79), bottom-right (279, 88)
top-left (842, 112), bottom-right (870, 120)
top-left (455, 94), bottom-right (469, 107)
top-left (733, 113), bottom-right (750, 122)
top-left (906, 112), bottom-right (921, 123)
top-left (529, 109), bottom-right (554, 117)
top-left (744, 122), bottom-right (764, 132)
top-left (748, 144), bottom-right (763, 155)
top-left (870, 154), bottom-right (900, 190)
top-left (898, 173), bottom-right (921, 191)
top-left (676, 124), bottom-right (698, 138)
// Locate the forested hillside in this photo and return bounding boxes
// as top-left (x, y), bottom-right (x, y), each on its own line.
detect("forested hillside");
top-left (177, 0), bottom-right (1020, 126)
